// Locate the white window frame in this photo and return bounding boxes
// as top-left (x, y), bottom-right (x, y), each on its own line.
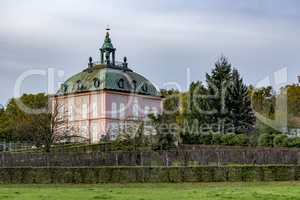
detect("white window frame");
top-left (82, 103), bottom-right (88, 119)
top-left (120, 103), bottom-right (125, 119)
top-left (111, 102), bottom-right (117, 118)
top-left (91, 124), bottom-right (98, 143)
top-left (92, 96), bottom-right (98, 118)
top-left (152, 107), bottom-right (158, 116)
top-left (132, 98), bottom-right (139, 118)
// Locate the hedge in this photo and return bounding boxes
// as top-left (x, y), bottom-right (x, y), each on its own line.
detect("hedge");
top-left (0, 165), bottom-right (299, 184)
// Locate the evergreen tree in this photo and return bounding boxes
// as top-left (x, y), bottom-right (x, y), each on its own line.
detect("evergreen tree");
top-left (205, 56), bottom-right (232, 133)
top-left (227, 69), bottom-right (255, 133)
top-left (180, 81), bottom-right (208, 143)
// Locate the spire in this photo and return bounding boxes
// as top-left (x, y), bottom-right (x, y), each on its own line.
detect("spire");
top-left (102, 29), bottom-right (114, 50)
top-left (100, 26), bottom-right (116, 65)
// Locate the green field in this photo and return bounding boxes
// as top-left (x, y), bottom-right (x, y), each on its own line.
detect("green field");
top-left (0, 182), bottom-right (300, 200)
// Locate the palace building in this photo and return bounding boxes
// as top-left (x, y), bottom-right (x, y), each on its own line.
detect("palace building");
top-left (52, 30), bottom-right (162, 143)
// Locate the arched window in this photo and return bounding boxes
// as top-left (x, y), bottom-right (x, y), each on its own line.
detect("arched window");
top-left (91, 123), bottom-right (98, 143)
top-left (132, 98), bottom-right (139, 118)
top-left (152, 107), bottom-right (158, 116)
top-left (111, 102), bottom-right (117, 118)
top-left (68, 98), bottom-right (75, 121)
top-left (92, 96), bottom-right (98, 118)
top-left (63, 84), bottom-right (68, 93)
top-left (76, 80), bottom-right (82, 90)
top-left (118, 79), bottom-right (125, 89)
top-left (132, 80), bottom-right (137, 91)
top-left (144, 106), bottom-right (150, 118)
top-left (120, 103), bottom-right (125, 119)
top-left (68, 105), bottom-right (74, 121)
top-left (81, 121), bottom-right (88, 138)
top-left (58, 104), bottom-right (64, 120)
top-left (82, 104), bottom-right (88, 119)
top-left (94, 78), bottom-right (101, 88)
top-left (142, 83), bottom-right (148, 92)
top-left (109, 123), bottom-right (118, 140)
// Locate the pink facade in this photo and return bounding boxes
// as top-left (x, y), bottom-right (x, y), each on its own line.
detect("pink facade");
top-left (52, 30), bottom-right (162, 143)
top-left (53, 90), bottom-right (162, 143)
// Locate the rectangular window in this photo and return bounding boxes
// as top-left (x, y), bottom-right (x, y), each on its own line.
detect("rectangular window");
top-left (58, 104), bottom-right (64, 120)
top-left (120, 103), bottom-right (125, 119)
top-left (82, 104), bottom-right (88, 119)
top-left (144, 106), bottom-right (150, 119)
top-left (92, 124), bottom-right (98, 143)
top-left (92, 103), bottom-right (97, 118)
top-left (111, 102), bottom-right (117, 118)
top-left (68, 98), bottom-right (75, 121)
top-left (81, 121), bottom-right (88, 138)
top-left (69, 105), bottom-right (74, 121)
top-left (92, 96), bottom-right (98, 118)
top-left (132, 98), bottom-right (139, 118)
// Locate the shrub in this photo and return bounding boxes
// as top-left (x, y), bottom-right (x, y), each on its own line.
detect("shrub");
top-left (248, 133), bottom-right (259, 147)
top-left (258, 133), bottom-right (274, 147)
top-left (211, 133), bottom-right (223, 145)
top-left (234, 134), bottom-right (248, 146)
top-left (199, 133), bottom-right (213, 145)
top-left (288, 137), bottom-right (300, 148)
top-left (221, 133), bottom-right (237, 146)
top-left (273, 134), bottom-right (289, 147)
top-left (220, 133), bottom-right (248, 146)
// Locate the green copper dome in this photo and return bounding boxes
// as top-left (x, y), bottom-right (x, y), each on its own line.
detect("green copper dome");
top-left (57, 64), bottom-right (160, 96)
top-left (57, 30), bottom-right (159, 97)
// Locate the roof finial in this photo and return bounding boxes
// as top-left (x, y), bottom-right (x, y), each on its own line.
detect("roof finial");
top-left (105, 25), bottom-right (111, 40)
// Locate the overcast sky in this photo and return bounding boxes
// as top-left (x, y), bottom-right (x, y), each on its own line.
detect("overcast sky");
top-left (0, 0), bottom-right (300, 105)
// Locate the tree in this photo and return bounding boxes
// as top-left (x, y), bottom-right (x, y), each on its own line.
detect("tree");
top-left (50, 97), bottom-right (87, 149)
top-left (180, 81), bottom-right (209, 144)
top-left (205, 56), bottom-right (232, 133)
top-left (3, 94), bottom-right (49, 143)
top-left (227, 69), bottom-right (255, 133)
top-left (149, 113), bottom-right (178, 150)
top-left (0, 93), bottom-right (83, 152)
top-left (0, 112), bottom-right (12, 142)
top-left (251, 86), bottom-right (274, 119)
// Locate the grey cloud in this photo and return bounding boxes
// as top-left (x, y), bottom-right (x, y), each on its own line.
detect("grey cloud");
top-left (0, 0), bottom-right (299, 105)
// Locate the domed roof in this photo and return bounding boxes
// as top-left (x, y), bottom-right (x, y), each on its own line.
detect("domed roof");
top-left (57, 64), bottom-right (160, 97)
top-left (57, 30), bottom-right (160, 97)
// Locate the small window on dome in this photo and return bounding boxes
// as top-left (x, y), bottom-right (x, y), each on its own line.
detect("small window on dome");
top-left (94, 78), bottom-right (100, 88)
top-left (142, 83), bottom-right (148, 92)
top-left (132, 80), bottom-right (137, 91)
top-left (118, 79), bottom-right (125, 89)
top-left (76, 80), bottom-right (82, 90)
top-left (63, 84), bottom-right (68, 93)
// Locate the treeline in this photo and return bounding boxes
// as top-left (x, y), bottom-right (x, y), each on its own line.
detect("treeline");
top-left (1, 57), bottom-right (300, 151)
top-left (147, 57), bottom-right (300, 149)
top-left (0, 93), bottom-right (51, 148)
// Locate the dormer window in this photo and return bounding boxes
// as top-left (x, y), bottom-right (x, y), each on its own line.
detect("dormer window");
top-left (142, 83), bottom-right (148, 92)
top-left (118, 79), bottom-right (125, 89)
top-left (76, 80), bottom-right (82, 90)
top-left (61, 84), bottom-right (68, 93)
top-left (132, 80), bottom-right (137, 91)
top-left (94, 78), bottom-right (101, 88)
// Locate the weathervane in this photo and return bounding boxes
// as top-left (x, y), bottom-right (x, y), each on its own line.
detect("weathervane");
top-left (106, 25), bottom-right (110, 31)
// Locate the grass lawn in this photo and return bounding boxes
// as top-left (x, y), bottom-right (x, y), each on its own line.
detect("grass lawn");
top-left (0, 182), bottom-right (300, 200)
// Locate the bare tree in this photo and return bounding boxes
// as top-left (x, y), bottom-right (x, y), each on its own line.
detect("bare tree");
top-left (46, 97), bottom-right (88, 152)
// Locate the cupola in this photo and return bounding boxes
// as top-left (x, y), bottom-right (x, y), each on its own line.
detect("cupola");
top-left (100, 28), bottom-right (116, 65)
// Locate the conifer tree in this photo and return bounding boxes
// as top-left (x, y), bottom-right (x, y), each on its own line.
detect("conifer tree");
top-left (205, 56), bottom-right (232, 133)
top-left (227, 69), bottom-right (255, 133)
